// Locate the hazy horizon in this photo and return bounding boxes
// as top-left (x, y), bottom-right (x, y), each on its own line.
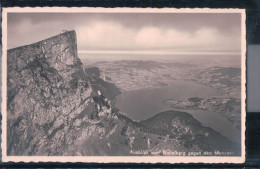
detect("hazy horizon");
top-left (79, 53), bottom-right (241, 68)
top-left (8, 12), bottom-right (241, 55)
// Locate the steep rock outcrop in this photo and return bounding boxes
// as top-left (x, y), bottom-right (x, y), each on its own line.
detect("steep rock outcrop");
top-left (6, 30), bottom-right (240, 157)
top-left (7, 31), bottom-right (108, 155)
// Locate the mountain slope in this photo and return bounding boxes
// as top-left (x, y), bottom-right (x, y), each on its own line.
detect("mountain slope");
top-left (85, 67), bottom-right (121, 102)
top-left (139, 110), bottom-right (240, 154)
top-left (7, 31), bottom-right (110, 155)
top-left (6, 30), bottom-right (240, 156)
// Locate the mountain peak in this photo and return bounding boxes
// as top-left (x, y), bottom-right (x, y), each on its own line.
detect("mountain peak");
top-left (8, 30), bottom-right (81, 77)
top-left (7, 30), bottom-right (95, 155)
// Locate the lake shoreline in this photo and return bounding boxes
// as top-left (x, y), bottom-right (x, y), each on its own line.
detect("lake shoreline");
top-left (115, 79), bottom-right (240, 143)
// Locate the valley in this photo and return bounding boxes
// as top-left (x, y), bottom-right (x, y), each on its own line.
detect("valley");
top-left (81, 58), bottom-right (241, 155)
top-left (83, 59), bottom-right (241, 130)
top-left (7, 31), bottom-right (241, 157)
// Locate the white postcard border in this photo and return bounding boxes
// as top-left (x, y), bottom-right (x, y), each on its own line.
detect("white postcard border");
top-left (1, 7), bottom-right (246, 163)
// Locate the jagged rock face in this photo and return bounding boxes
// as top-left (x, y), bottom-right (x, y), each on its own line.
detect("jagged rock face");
top-left (7, 31), bottom-right (98, 155)
top-left (6, 31), bottom-right (240, 157)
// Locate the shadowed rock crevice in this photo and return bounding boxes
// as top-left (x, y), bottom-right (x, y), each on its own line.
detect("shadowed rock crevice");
top-left (7, 30), bottom-right (240, 156)
top-left (7, 31), bottom-right (98, 155)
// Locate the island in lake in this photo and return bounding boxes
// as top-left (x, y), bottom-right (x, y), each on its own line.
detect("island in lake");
top-left (7, 30), bottom-right (241, 157)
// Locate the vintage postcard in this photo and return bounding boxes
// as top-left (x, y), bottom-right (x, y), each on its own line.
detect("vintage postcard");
top-left (1, 7), bottom-right (246, 163)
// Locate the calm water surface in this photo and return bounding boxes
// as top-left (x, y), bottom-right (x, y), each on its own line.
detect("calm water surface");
top-left (116, 80), bottom-right (240, 142)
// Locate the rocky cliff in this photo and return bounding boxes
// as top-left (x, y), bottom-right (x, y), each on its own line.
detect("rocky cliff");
top-left (7, 30), bottom-right (240, 156)
top-left (7, 31), bottom-right (112, 155)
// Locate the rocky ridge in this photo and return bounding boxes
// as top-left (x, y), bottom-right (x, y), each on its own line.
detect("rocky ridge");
top-left (7, 31), bottom-right (240, 156)
top-left (7, 31), bottom-right (113, 155)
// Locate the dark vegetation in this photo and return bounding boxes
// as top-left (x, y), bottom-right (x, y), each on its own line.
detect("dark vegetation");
top-left (139, 110), bottom-right (240, 153)
top-left (85, 67), bottom-right (121, 102)
top-left (113, 108), bottom-right (240, 154)
top-left (188, 97), bottom-right (203, 103)
top-left (6, 30), bottom-right (241, 156)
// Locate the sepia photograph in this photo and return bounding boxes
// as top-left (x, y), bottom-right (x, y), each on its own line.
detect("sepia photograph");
top-left (1, 7), bottom-right (246, 163)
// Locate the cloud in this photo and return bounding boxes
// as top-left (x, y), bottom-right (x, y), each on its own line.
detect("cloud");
top-left (76, 21), bottom-right (240, 52)
top-left (76, 21), bottom-right (136, 50)
top-left (8, 14), bottom-right (241, 52)
top-left (133, 26), bottom-right (240, 51)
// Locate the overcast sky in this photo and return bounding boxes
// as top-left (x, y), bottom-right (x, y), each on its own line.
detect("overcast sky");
top-left (7, 13), bottom-right (242, 54)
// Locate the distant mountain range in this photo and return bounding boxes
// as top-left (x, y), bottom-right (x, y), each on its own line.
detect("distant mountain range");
top-left (6, 30), bottom-right (240, 156)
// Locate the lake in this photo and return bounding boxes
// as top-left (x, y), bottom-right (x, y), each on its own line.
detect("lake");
top-left (116, 80), bottom-right (240, 142)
